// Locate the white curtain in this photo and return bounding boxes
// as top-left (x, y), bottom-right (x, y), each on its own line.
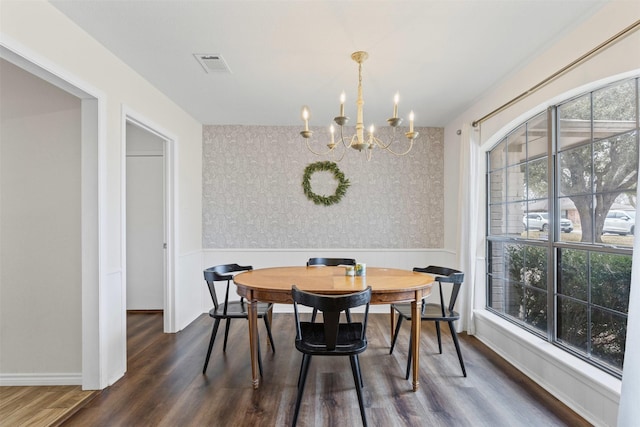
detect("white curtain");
top-left (617, 171), bottom-right (640, 425)
top-left (456, 123), bottom-right (481, 335)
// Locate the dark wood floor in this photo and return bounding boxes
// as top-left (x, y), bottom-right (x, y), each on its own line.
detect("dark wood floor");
top-left (63, 312), bottom-right (590, 427)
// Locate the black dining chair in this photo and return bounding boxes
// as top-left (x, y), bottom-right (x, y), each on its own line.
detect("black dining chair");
top-left (389, 266), bottom-right (466, 379)
top-left (202, 264), bottom-right (276, 375)
top-left (306, 257), bottom-right (356, 323)
top-left (291, 285), bottom-right (371, 427)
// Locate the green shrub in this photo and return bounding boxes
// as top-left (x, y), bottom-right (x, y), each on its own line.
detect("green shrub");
top-left (505, 245), bottom-right (630, 369)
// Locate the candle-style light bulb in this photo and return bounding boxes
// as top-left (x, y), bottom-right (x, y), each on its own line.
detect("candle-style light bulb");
top-left (409, 110), bottom-right (414, 133)
top-left (339, 92), bottom-right (346, 117)
top-left (330, 124), bottom-right (335, 144)
top-left (393, 93), bottom-right (399, 118)
top-left (369, 124), bottom-right (374, 142)
top-left (302, 108), bottom-right (309, 131)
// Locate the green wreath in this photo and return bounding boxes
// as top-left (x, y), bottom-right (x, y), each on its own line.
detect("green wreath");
top-left (302, 161), bottom-right (350, 206)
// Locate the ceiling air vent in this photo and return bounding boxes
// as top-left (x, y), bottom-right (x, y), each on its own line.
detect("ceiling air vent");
top-left (194, 54), bottom-right (231, 74)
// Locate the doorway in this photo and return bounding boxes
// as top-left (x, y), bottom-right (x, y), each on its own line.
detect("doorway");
top-left (0, 44), bottom-right (102, 389)
top-left (123, 113), bottom-right (175, 334)
top-left (126, 122), bottom-right (165, 312)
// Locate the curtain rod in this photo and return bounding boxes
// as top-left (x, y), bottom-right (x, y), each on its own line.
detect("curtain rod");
top-left (472, 19), bottom-right (640, 128)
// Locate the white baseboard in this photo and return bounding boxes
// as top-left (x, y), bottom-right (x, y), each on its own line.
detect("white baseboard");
top-left (0, 372), bottom-right (82, 386)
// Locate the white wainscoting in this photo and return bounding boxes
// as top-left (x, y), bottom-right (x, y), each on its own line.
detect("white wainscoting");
top-left (104, 270), bottom-right (126, 387)
top-left (174, 250), bottom-right (208, 332)
top-left (474, 310), bottom-right (621, 427)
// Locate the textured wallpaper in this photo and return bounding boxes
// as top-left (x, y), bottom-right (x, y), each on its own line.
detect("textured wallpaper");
top-left (202, 125), bottom-right (443, 248)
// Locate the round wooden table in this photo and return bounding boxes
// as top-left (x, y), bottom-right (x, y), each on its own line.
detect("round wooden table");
top-left (234, 266), bottom-right (434, 391)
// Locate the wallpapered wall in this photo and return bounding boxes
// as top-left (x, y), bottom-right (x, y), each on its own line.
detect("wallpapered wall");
top-left (202, 125), bottom-right (444, 248)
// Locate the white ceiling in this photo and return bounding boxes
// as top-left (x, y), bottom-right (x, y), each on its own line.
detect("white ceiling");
top-left (50, 0), bottom-right (608, 127)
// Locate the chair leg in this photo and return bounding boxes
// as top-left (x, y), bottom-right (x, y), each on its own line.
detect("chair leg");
top-left (292, 354), bottom-right (312, 427)
top-left (435, 321), bottom-right (442, 354)
top-left (263, 315), bottom-right (276, 353)
top-left (405, 332), bottom-right (413, 380)
top-left (296, 354), bottom-right (303, 388)
top-left (203, 319), bottom-right (220, 374)
top-left (352, 352), bottom-right (364, 388)
top-left (448, 321), bottom-right (467, 377)
top-left (389, 315), bottom-right (404, 354)
top-left (345, 309), bottom-right (352, 323)
top-left (223, 318), bottom-right (232, 352)
top-left (257, 330), bottom-right (263, 378)
top-left (350, 355), bottom-right (368, 427)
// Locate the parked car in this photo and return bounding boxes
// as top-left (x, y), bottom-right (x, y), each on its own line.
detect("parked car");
top-left (522, 212), bottom-right (574, 233)
top-left (603, 210), bottom-right (635, 235)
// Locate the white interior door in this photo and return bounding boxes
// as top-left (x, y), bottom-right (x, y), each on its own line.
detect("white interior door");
top-left (126, 124), bottom-right (164, 310)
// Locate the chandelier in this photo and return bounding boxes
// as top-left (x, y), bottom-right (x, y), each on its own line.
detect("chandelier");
top-left (300, 51), bottom-right (419, 161)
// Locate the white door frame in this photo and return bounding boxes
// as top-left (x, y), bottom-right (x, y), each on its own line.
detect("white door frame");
top-left (0, 38), bottom-right (106, 389)
top-left (122, 108), bottom-right (176, 334)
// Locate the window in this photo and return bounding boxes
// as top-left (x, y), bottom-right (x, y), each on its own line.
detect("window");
top-left (486, 77), bottom-right (639, 376)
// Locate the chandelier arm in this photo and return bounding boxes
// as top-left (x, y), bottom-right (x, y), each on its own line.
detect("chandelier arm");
top-left (311, 142), bottom-right (347, 162)
top-left (338, 125), bottom-right (353, 149)
top-left (371, 135), bottom-right (396, 150)
top-left (305, 139), bottom-right (337, 157)
top-left (371, 126), bottom-right (401, 150)
top-left (333, 145), bottom-right (347, 162)
top-left (366, 148), bottom-right (372, 161)
top-left (378, 138), bottom-right (415, 156)
top-left (370, 126), bottom-right (416, 155)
